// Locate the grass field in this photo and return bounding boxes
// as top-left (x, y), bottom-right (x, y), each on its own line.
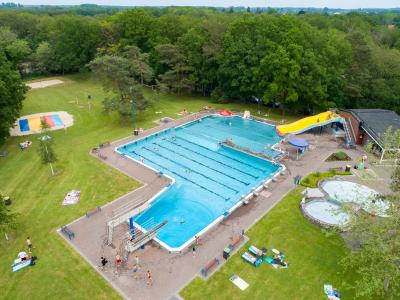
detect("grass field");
top-left (180, 187), bottom-right (358, 300)
top-left (0, 74), bottom-right (299, 299)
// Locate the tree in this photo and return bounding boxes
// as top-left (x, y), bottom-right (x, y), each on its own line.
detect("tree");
top-left (33, 41), bottom-right (58, 74)
top-left (37, 119), bottom-right (57, 175)
top-left (155, 43), bottom-right (193, 95)
top-left (341, 193), bottom-right (400, 298)
top-left (120, 45), bottom-right (153, 85)
top-left (88, 55), bottom-right (149, 122)
top-left (0, 26), bottom-right (31, 69)
top-left (50, 15), bottom-right (101, 73)
top-left (341, 129), bottom-right (400, 298)
top-left (113, 9), bottom-right (155, 51)
top-left (0, 196), bottom-right (17, 238)
top-left (0, 50), bottom-right (28, 142)
top-left (259, 44), bottom-right (302, 107)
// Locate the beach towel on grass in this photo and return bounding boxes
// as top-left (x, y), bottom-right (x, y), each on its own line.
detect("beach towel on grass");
top-left (230, 275), bottom-right (249, 291)
top-left (62, 190), bottom-right (81, 205)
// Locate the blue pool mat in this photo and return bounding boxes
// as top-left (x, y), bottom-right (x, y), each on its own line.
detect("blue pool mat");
top-left (19, 119), bottom-right (30, 132)
top-left (52, 114), bottom-right (63, 126)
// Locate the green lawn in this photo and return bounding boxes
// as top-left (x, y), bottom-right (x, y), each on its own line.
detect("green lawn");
top-left (180, 187), bottom-right (358, 300)
top-left (0, 74), bottom-right (299, 299)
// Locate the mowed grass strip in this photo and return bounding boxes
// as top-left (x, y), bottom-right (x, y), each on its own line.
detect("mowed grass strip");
top-left (180, 187), bottom-right (358, 300)
top-left (0, 74), bottom-right (298, 299)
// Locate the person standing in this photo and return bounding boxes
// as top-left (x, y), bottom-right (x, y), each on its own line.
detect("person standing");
top-left (100, 256), bottom-right (108, 271)
top-left (134, 255), bottom-right (140, 268)
top-left (26, 237), bottom-right (32, 253)
top-left (146, 270), bottom-right (153, 286)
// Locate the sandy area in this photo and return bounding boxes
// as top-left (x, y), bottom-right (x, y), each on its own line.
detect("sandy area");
top-left (27, 79), bottom-right (64, 89)
top-left (10, 111), bottom-right (74, 136)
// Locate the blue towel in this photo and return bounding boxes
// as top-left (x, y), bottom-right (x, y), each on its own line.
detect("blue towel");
top-left (265, 257), bottom-right (273, 263)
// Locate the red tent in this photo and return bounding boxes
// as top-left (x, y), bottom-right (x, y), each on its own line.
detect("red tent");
top-left (219, 110), bottom-right (232, 116)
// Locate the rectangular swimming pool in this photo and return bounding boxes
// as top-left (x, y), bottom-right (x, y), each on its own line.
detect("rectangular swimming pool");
top-left (116, 115), bottom-right (283, 251)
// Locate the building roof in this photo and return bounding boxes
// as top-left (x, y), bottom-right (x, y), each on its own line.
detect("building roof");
top-left (347, 109), bottom-right (400, 147)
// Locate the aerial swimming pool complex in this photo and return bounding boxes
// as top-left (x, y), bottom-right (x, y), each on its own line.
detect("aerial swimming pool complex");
top-left (117, 115), bottom-right (284, 251)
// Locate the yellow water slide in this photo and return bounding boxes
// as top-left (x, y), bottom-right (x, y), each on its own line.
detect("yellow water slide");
top-left (276, 111), bottom-right (342, 136)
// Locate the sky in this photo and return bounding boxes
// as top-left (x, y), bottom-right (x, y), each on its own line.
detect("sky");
top-left (16, 1), bottom-right (400, 9)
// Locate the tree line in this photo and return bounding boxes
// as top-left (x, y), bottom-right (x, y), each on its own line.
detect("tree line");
top-left (1, 8), bottom-right (400, 140)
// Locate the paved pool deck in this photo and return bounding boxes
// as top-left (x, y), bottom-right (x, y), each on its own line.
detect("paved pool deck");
top-left (59, 115), bottom-right (372, 300)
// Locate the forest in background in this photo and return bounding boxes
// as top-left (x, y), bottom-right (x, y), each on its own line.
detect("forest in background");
top-left (1, 6), bottom-right (400, 114)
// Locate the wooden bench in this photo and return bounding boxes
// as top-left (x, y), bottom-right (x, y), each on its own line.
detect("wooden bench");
top-left (201, 258), bottom-right (219, 277)
top-left (60, 225), bottom-right (75, 240)
top-left (85, 206), bottom-right (101, 218)
top-left (97, 153), bottom-right (107, 160)
top-left (228, 234), bottom-right (244, 250)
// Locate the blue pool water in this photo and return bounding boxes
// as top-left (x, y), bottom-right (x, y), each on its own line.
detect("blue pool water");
top-left (117, 116), bottom-right (282, 250)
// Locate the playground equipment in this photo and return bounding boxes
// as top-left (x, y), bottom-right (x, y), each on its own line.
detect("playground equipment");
top-left (276, 111), bottom-right (343, 136)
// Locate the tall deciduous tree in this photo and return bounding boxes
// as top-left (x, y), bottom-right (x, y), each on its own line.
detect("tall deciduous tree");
top-left (0, 50), bottom-right (28, 142)
top-left (50, 15), bottom-right (101, 73)
top-left (342, 128), bottom-right (400, 298)
top-left (33, 41), bottom-right (58, 74)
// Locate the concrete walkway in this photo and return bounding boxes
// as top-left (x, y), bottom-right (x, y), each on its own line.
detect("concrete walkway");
top-left (59, 119), bottom-right (366, 300)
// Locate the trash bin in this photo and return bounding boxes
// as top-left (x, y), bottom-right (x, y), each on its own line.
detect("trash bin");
top-left (223, 247), bottom-right (231, 260)
top-left (134, 130), bottom-right (139, 136)
top-left (345, 165), bottom-right (351, 172)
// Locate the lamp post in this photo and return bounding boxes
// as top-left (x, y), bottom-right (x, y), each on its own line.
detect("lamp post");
top-left (131, 98), bottom-right (138, 136)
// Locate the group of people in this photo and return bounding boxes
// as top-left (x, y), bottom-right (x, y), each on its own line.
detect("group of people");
top-left (19, 140), bottom-right (32, 150)
top-left (100, 254), bottom-right (153, 286)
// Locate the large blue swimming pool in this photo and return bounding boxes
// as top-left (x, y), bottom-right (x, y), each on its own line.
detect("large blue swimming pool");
top-left (117, 115), bottom-right (283, 250)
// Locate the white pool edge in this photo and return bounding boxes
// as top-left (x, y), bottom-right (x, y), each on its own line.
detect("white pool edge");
top-left (114, 115), bottom-right (285, 253)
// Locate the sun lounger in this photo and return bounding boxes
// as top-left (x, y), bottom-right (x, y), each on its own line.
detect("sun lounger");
top-left (248, 245), bottom-right (266, 258)
top-left (242, 252), bottom-right (262, 267)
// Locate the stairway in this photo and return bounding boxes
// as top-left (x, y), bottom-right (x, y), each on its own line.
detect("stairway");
top-left (342, 118), bottom-right (355, 147)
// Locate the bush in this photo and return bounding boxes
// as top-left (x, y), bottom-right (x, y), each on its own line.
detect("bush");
top-left (325, 151), bottom-right (352, 162)
top-left (335, 151), bottom-right (349, 161)
top-left (300, 171), bottom-right (351, 188)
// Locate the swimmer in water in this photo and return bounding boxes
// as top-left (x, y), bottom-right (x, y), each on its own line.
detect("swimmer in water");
top-left (180, 220), bottom-right (186, 224)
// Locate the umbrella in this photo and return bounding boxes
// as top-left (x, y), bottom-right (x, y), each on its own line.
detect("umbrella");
top-left (219, 110), bottom-right (232, 116)
top-left (288, 137), bottom-right (309, 148)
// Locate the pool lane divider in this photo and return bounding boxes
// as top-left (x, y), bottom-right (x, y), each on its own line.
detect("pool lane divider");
top-left (152, 141), bottom-right (251, 186)
top-left (128, 149), bottom-right (229, 200)
top-left (175, 135), bottom-right (266, 172)
top-left (141, 146), bottom-right (240, 194)
top-left (164, 138), bottom-right (258, 179)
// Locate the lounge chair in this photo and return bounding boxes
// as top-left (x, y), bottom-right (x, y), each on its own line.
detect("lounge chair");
top-left (248, 245), bottom-right (266, 258)
top-left (242, 252), bottom-right (262, 267)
